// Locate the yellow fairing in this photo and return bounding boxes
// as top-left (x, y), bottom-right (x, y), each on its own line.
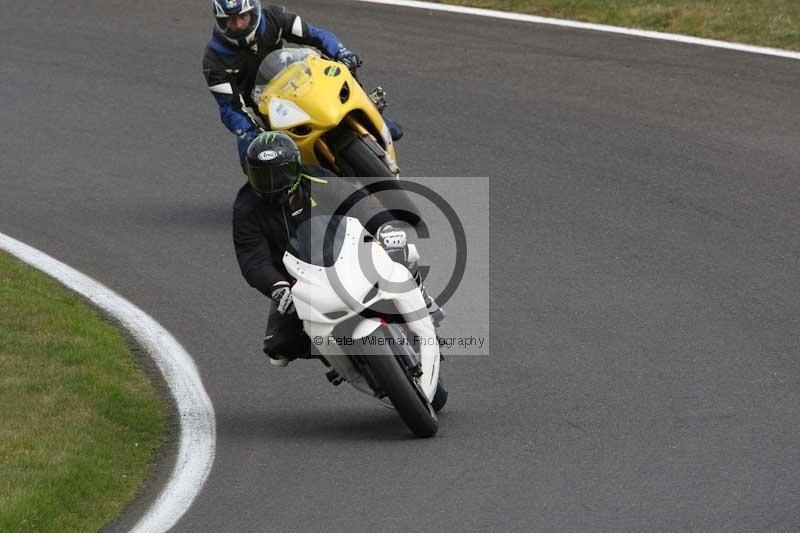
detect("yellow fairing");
top-left (253, 55), bottom-right (397, 167)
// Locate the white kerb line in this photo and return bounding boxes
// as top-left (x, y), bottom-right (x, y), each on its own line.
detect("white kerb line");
top-left (0, 232), bottom-right (216, 533)
top-left (352, 0), bottom-right (800, 61)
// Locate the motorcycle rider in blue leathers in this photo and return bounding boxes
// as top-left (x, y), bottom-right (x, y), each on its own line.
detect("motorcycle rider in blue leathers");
top-left (202, 0), bottom-right (403, 171)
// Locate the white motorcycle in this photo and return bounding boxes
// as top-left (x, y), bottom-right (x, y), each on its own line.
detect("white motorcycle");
top-left (283, 215), bottom-right (446, 437)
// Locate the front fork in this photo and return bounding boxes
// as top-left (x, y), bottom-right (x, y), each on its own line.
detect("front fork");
top-left (314, 115), bottom-right (400, 176)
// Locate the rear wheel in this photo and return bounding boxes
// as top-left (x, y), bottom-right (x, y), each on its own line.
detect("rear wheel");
top-left (365, 326), bottom-right (438, 437)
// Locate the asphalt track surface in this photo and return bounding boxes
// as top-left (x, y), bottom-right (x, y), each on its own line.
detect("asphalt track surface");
top-left (3, 1), bottom-right (800, 531)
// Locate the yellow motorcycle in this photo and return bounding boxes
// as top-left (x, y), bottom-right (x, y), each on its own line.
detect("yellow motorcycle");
top-left (252, 48), bottom-right (419, 224)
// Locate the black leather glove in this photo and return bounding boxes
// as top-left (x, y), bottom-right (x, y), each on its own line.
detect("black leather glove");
top-left (270, 281), bottom-right (296, 315)
top-left (376, 224), bottom-right (408, 264)
top-left (336, 48), bottom-right (362, 71)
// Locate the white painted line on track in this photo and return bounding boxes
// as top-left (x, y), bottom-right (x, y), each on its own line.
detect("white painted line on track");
top-left (353, 0), bottom-right (800, 61)
top-left (0, 232), bottom-right (216, 533)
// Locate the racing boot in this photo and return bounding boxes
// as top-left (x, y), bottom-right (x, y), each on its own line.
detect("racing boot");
top-left (263, 334), bottom-right (293, 367)
top-left (266, 351), bottom-right (316, 367)
top-left (263, 310), bottom-right (311, 367)
top-left (384, 118), bottom-right (403, 141)
top-left (268, 355), bottom-right (290, 367)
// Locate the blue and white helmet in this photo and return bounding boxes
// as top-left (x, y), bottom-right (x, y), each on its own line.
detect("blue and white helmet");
top-left (212, 0), bottom-right (262, 47)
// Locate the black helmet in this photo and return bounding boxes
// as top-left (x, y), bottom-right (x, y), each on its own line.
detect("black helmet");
top-left (211, 0), bottom-right (261, 47)
top-left (245, 131), bottom-right (302, 202)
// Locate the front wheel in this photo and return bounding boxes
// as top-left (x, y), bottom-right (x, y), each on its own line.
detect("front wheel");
top-left (364, 326), bottom-right (438, 437)
top-left (432, 377), bottom-right (448, 413)
top-left (337, 134), bottom-right (422, 227)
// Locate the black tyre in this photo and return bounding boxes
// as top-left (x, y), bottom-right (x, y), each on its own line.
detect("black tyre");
top-left (339, 136), bottom-right (422, 227)
top-left (431, 377), bottom-right (448, 413)
top-left (339, 134), bottom-right (393, 178)
top-left (365, 326), bottom-right (438, 437)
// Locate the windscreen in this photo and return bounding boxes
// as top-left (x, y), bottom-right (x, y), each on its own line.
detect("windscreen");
top-left (287, 215), bottom-right (349, 268)
top-left (253, 47), bottom-right (318, 97)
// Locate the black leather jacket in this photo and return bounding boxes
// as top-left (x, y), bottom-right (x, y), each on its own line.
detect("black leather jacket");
top-left (233, 166), bottom-right (393, 296)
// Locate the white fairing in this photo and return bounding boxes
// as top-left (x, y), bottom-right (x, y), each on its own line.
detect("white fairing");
top-left (283, 217), bottom-right (440, 401)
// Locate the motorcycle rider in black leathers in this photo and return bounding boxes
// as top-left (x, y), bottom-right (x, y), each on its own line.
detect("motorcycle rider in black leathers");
top-left (203, 0), bottom-right (403, 171)
top-left (233, 132), bottom-right (442, 366)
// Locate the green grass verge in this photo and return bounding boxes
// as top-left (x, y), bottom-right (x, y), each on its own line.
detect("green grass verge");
top-left (0, 251), bottom-right (167, 532)
top-left (432, 0), bottom-right (800, 51)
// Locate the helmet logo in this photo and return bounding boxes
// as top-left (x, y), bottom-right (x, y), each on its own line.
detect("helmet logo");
top-left (257, 150), bottom-right (278, 161)
top-left (225, 0), bottom-right (238, 8)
